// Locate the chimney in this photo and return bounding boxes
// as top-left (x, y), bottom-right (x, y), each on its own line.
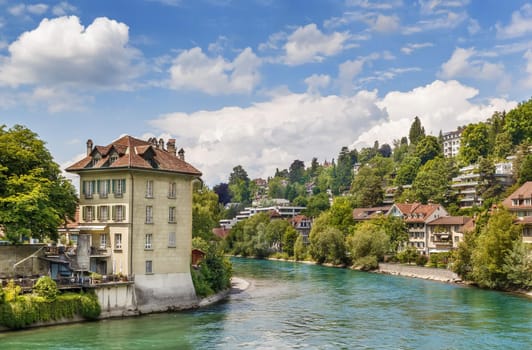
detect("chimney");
top-left (178, 148), bottom-right (185, 161)
top-left (158, 138), bottom-right (164, 150)
top-left (86, 139), bottom-right (93, 156)
top-left (167, 139), bottom-right (176, 156)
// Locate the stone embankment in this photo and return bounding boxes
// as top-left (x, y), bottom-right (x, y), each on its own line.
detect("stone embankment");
top-left (377, 263), bottom-right (461, 283)
top-left (198, 277), bottom-right (249, 307)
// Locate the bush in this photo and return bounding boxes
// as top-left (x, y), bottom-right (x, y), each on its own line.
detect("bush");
top-left (416, 254), bottom-right (428, 266)
top-left (353, 255), bottom-right (379, 271)
top-left (0, 292), bottom-right (101, 329)
top-left (397, 246), bottom-right (419, 264)
top-left (428, 252), bottom-right (451, 268)
top-left (33, 276), bottom-right (59, 301)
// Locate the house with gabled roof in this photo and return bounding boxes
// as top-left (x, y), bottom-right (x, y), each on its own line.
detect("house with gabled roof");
top-left (66, 135), bottom-right (202, 312)
top-left (388, 203), bottom-right (448, 254)
top-left (502, 181), bottom-right (532, 244)
top-left (426, 216), bottom-right (474, 253)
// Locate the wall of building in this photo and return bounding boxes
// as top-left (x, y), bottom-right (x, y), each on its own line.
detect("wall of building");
top-left (94, 282), bottom-right (139, 318)
top-left (134, 273), bottom-right (198, 313)
top-left (0, 245), bottom-right (48, 277)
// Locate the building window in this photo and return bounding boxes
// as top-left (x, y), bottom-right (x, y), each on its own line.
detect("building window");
top-left (109, 153), bottom-right (118, 165)
top-left (146, 180), bottom-right (154, 198)
top-left (146, 206), bottom-right (153, 224)
top-left (82, 180), bottom-right (95, 199)
top-left (145, 260), bottom-right (153, 274)
top-left (100, 234), bottom-right (107, 249)
top-left (169, 207), bottom-right (176, 223)
top-left (168, 232), bottom-right (176, 248)
top-left (113, 205), bottom-right (125, 222)
top-left (83, 206), bottom-right (95, 222)
top-left (145, 234), bottom-right (152, 249)
top-left (114, 233), bottom-right (122, 250)
top-left (168, 182), bottom-right (176, 198)
top-left (113, 179), bottom-right (126, 197)
top-left (99, 180), bottom-right (110, 198)
top-left (98, 205), bottom-right (109, 221)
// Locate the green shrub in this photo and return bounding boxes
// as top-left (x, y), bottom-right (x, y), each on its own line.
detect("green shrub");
top-left (33, 276), bottom-right (59, 301)
top-left (191, 266), bottom-right (214, 297)
top-left (416, 254), bottom-right (428, 266)
top-left (353, 255), bottom-right (379, 271)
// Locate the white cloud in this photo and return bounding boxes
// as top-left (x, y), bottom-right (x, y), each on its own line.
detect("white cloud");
top-left (0, 16), bottom-right (142, 89)
top-left (467, 18), bottom-right (480, 35)
top-left (168, 47), bottom-right (261, 94)
top-left (29, 86), bottom-right (92, 113)
top-left (401, 42), bottom-right (434, 55)
top-left (52, 2), bottom-right (77, 16)
top-left (439, 47), bottom-right (505, 81)
top-left (304, 74), bottom-right (331, 94)
top-left (150, 90), bottom-right (386, 185)
top-left (351, 80), bottom-right (517, 148)
top-left (345, 0), bottom-right (403, 9)
top-left (8, 3), bottom-right (48, 16)
top-left (372, 14), bottom-right (400, 32)
top-left (496, 4), bottom-right (532, 39)
top-left (149, 79), bottom-right (516, 186)
top-left (403, 10), bottom-right (468, 34)
top-left (338, 58), bottom-right (366, 93)
top-left (283, 24), bottom-right (349, 65)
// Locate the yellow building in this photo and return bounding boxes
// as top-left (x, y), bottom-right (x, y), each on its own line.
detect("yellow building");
top-left (66, 135), bottom-right (202, 311)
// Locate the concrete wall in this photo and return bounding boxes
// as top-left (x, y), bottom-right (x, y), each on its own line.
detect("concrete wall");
top-left (0, 245), bottom-right (48, 277)
top-left (134, 273), bottom-right (198, 313)
top-left (94, 282), bottom-right (138, 318)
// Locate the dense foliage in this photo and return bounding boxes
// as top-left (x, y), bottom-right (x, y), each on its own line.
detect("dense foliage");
top-left (0, 124), bottom-right (78, 243)
top-left (191, 238), bottom-right (232, 297)
top-left (0, 279), bottom-right (100, 329)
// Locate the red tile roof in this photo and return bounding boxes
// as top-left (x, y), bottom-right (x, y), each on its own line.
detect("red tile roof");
top-left (353, 206), bottom-right (392, 220)
top-left (502, 181), bottom-right (532, 210)
top-left (66, 135), bottom-right (201, 176)
top-left (392, 202), bottom-right (444, 223)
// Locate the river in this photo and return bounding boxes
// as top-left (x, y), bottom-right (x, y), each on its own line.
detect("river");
top-left (1, 258), bottom-right (531, 349)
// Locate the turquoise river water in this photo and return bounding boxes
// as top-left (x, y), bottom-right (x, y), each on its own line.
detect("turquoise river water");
top-left (1, 258), bottom-right (531, 349)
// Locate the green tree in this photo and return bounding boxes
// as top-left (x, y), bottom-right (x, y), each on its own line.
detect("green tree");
top-left (395, 155), bottom-right (421, 186)
top-left (294, 234), bottom-right (307, 261)
top-left (288, 160), bottom-right (306, 184)
top-left (373, 215), bottom-right (408, 253)
top-left (304, 192), bottom-right (330, 217)
top-left (346, 221), bottom-right (389, 265)
top-left (517, 154), bottom-right (532, 185)
top-left (504, 97), bottom-right (532, 145)
top-left (409, 116), bottom-right (425, 145)
top-left (335, 146), bottom-right (354, 193)
top-left (476, 157), bottom-right (504, 207)
top-left (328, 196), bottom-right (355, 235)
top-left (458, 123), bottom-right (490, 165)
top-left (471, 208), bottom-right (522, 289)
top-left (308, 212), bottom-right (347, 265)
top-left (502, 240), bottom-right (532, 290)
top-left (33, 276), bottom-right (59, 301)
top-left (228, 165), bottom-right (251, 204)
top-left (282, 226), bottom-right (299, 257)
top-left (415, 135), bottom-right (442, 165)
top-left (351, 166), bottom-right (384, 208)
top-left (268, 176), bottom-right (286, 199)
top-left (0, 125), bottom-right (77, 243)
top-left (411, 157), bottom-right (456, 205)
top-left (452, 230), bottom-right (477, 281)
top-left (193, 186), bottom-right (222, 241)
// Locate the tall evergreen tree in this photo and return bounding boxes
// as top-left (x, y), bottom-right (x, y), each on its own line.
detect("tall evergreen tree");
top-left (408, 116), bottom-right (425, 145)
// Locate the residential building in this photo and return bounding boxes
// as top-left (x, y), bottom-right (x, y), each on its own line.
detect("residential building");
top-left (388, 203), bottom-right (448, 254)
top-left (290, 215), bottom-right (313, 244)
top-left (66, 136), bottom-right (202, 312)
top-left (442, 130), bottom-right (462, 158)
top-left (383, 185), bottom-right (411, 205)
top-left (352, 205), bottom-right (392, 222)
top-left (452, 161), bottom-right (514, 208)
top-left (426, 216), bottom-right (474, 253)
top-left (502, 181), bottom-right (532, 244)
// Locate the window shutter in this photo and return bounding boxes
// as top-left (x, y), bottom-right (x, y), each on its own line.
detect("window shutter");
top-left (96, 180), bottom-right (100, 193)
top-left (82, 206), bottom-right (87, 221)
top-left (97, 206), bottom-right (101, 220)
top-left (92, 180), bottom-right (96, 192)
top-left (112, 179), bottom-right (116, 193)
top-left (121, 205), bottom-right (126, 220)
top-left (112, 205), bottom-right (116, 221)
top-left (82, 181), bottom-right (86, 195)
top-left (122, 179), bottom-right (126, 193)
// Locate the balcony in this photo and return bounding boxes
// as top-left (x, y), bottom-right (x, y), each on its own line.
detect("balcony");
top-left (90, 247), bottom-right (111, 257)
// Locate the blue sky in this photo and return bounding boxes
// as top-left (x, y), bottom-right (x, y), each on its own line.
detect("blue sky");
top-left (1, 0), bottom-right (531, 186)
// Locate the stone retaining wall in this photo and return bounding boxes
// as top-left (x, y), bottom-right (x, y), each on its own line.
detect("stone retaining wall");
top-left (378, 263), bottom-right (460, 283)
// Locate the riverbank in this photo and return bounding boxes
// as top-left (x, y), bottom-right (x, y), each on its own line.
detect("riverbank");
top-left (376, 262), bottom-right (461, 283)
